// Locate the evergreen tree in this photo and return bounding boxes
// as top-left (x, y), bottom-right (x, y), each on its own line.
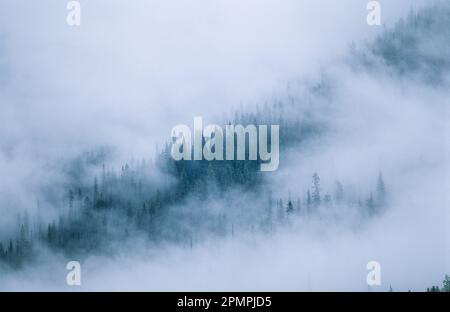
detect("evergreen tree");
top-left (311, 173), bottom-right (321, 207)
top-left (443, 275), bottom-right (450, 292)
top-left (0, 243), bottom-right (4, 259)
top-left (376, 171), bottom-right (387, 208)
top-left (93, 177), bottom-right (99, 205)
top-left (8, 240), bottom-right (13, 255)
top-left (286, 200), bottom-right (294, 214)
top-left (428, 286), bottom-right (440, 292)
top-left (69, 190), bottom-right (74, 209)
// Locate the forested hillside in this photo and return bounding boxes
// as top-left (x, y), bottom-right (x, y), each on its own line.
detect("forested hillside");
top-left (1, 4), bottom-right (448, 285)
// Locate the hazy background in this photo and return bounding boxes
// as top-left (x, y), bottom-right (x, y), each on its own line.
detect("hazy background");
top-left (0, 0), bottom-right (447, 291)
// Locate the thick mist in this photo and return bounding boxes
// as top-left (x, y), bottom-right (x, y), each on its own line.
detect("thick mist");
top-left (0, 0), bottom-right (448, 291)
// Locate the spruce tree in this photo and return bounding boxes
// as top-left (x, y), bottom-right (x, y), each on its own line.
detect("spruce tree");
top-left (286, 200), bottom-right (294, 214)
top-left (312, 173), bottom-right (321, 207)
top-left (443, 275), bottom-right (450, 292)
top-left (376, 171), bottom-right (386, 208)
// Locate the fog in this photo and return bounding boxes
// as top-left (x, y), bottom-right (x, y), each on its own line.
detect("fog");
top-left (0, 0), bottom-right (448, 291)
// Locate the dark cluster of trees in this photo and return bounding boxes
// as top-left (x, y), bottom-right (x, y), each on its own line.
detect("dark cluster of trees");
top-left (0, 146), bottom-right (389, 268)
top-left (350, 3), bottom-right (450, 87)
top-left (427, 275), bottom-right (450, 292)
top-left (0, 104), bottom-right (326, 267)
top-left (353, 3), bottom-right (450, 85)
top-left (0, 212), bottom-right (34, 268)
top-left (0, 110), bottom-right (348, 268)
top-left (0, 52), bottom-right (390, 269)
top-left (268, 172), bottom-right (388, 234)
top-left (271, 171), bottom-right (387, 222)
